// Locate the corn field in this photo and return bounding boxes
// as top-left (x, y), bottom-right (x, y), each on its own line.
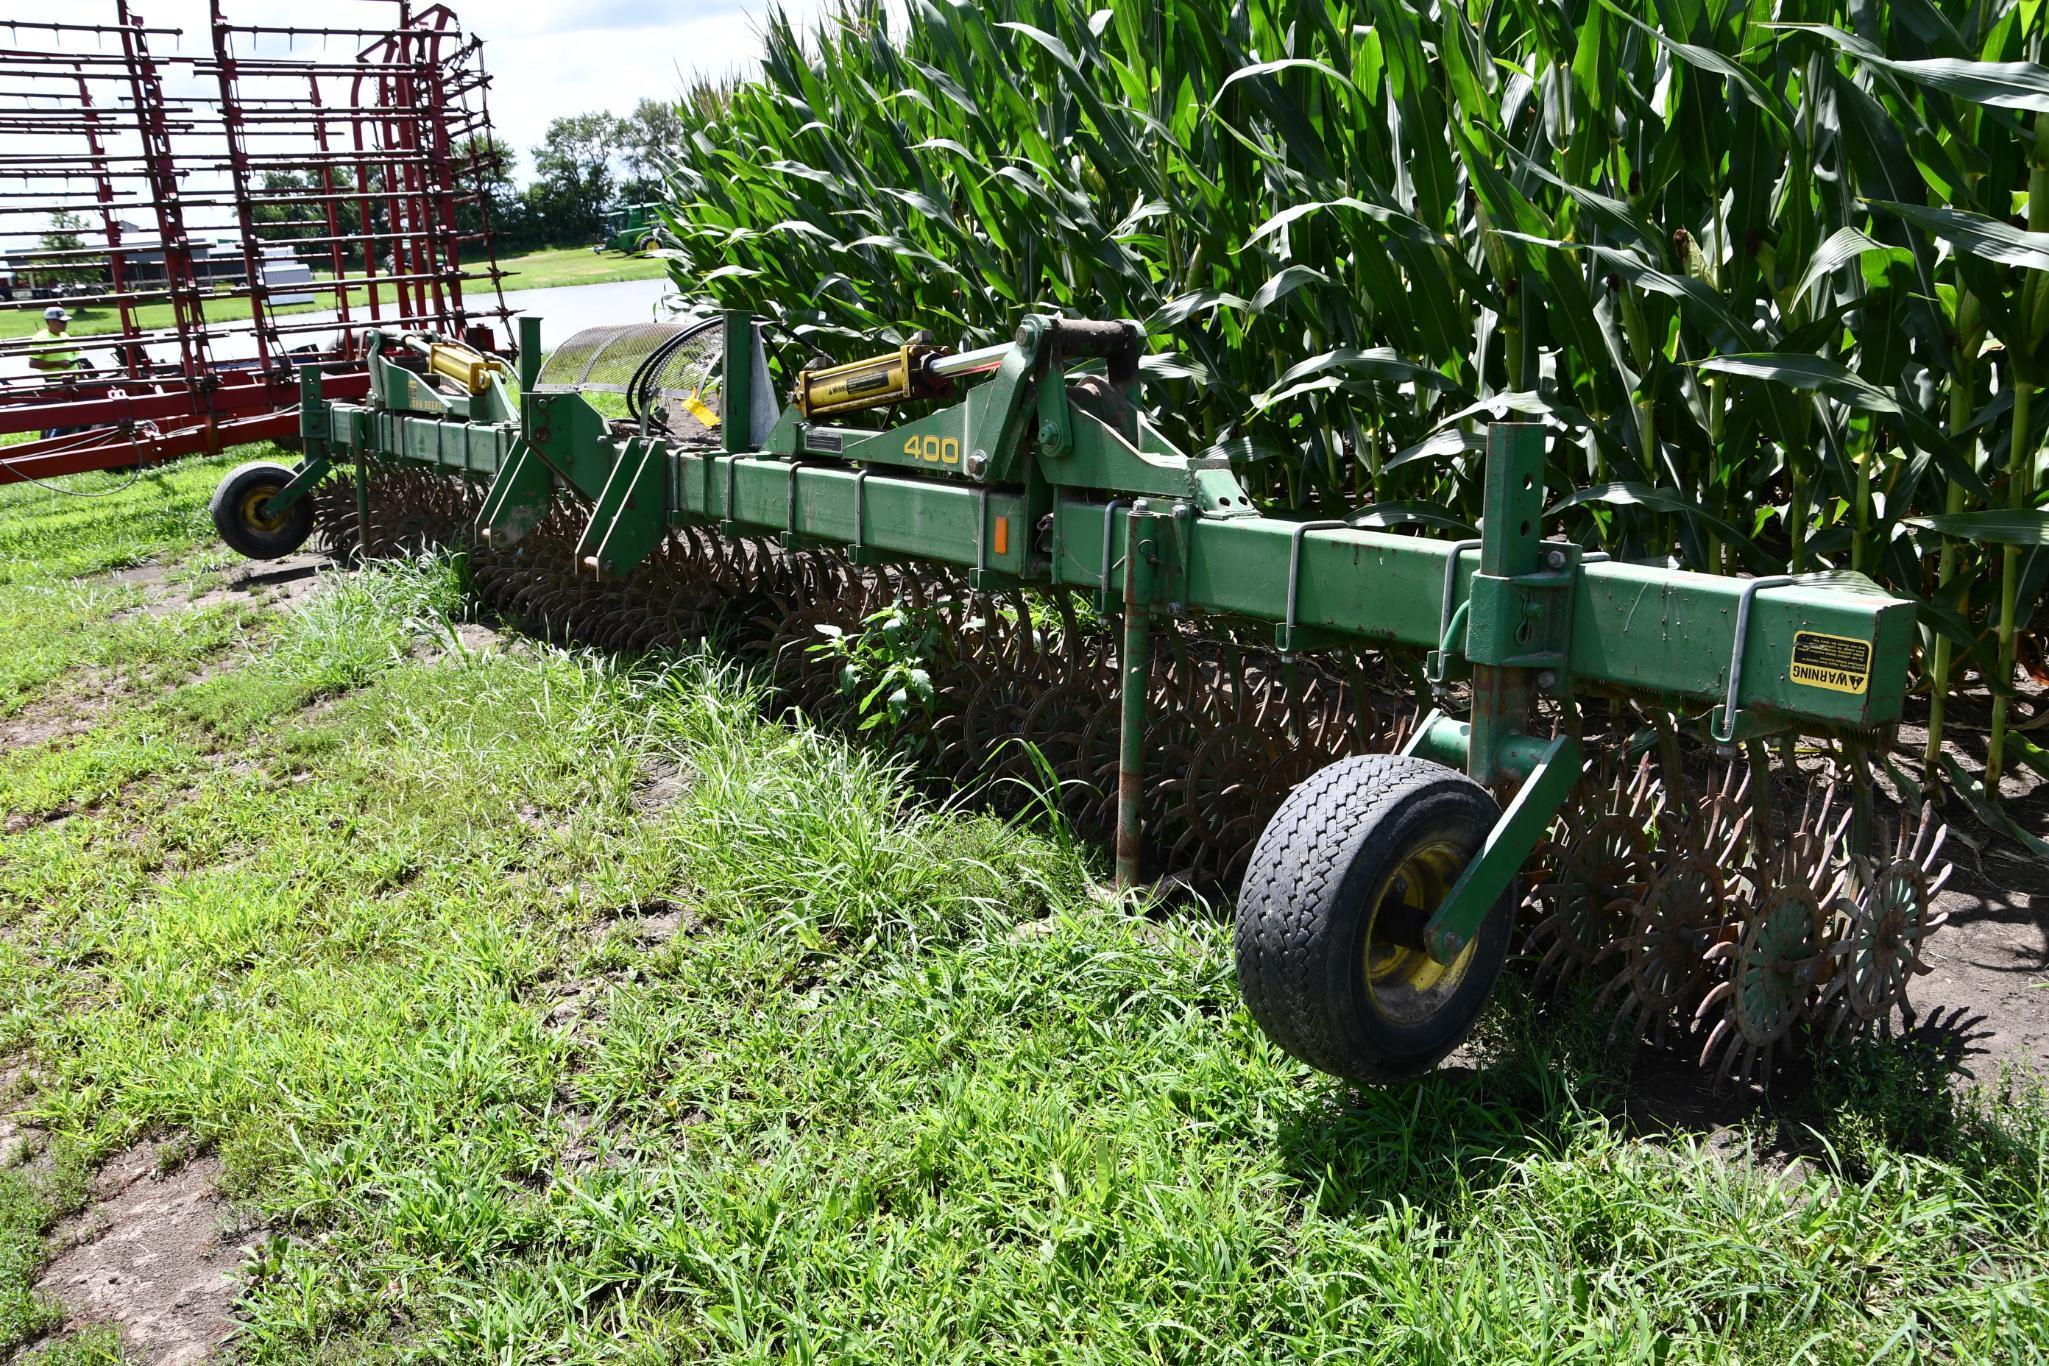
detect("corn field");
top-left (656, 0), bottom-right (2049, 836)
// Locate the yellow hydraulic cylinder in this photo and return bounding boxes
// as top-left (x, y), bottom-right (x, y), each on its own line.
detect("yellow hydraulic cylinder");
top-left (404, 334), bottom-right (506, 395)
top-left (793, 341), bottom-right (950, 419)
top-left (427, 341), bottom-right (506, 395)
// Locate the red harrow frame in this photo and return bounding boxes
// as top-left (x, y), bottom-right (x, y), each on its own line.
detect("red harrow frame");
top-left (0, 1), bottom-right (509, 483)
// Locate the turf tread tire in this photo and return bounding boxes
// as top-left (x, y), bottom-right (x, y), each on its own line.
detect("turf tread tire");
top-left (211, 460), bottom-right (315, 561)
top-left (1234, 753), bottom-right (1513, 1085)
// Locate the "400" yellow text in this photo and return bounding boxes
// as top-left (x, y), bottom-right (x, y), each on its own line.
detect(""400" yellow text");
top-left (903, 434), bottom-right (960, 466)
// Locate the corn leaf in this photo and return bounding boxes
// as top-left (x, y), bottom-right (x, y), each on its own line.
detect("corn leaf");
top-left (1906, 511), bottom-right (2049, 546)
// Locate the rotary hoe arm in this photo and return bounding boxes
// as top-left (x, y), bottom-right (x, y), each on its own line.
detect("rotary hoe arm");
top-left (213, 312), bottom-right (1926, 1086)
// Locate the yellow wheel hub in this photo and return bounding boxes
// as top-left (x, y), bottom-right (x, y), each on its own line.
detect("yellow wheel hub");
top-left (1363, 839), bottom-right (1477, 1026)
top-left (239, 485), bottom-right (288, 533)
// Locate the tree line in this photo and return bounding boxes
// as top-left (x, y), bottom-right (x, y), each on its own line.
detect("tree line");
top-left (454, 97), bottom-right (689, 253)
top-left (23, 95), bottom-right (690, 285)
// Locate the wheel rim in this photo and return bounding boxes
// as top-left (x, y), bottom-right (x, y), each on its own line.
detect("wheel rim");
top-left (1363, 838), bottom-right (1477, 1027)
top-left (239, 484), bottom-right (288, 533)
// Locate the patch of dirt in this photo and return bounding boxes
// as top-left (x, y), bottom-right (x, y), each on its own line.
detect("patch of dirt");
top-left (0, 1060), bottom-right (42, 1175)
top-left (109, 562), bottom-right (176, 599)
top-left (1909, 865), bottom-right (2048, 1078)
top-left (631, 756), bottom-right (690, 814)
top-left (547, 900), bottom-right (700, 1035)
top-left (593, 897), bottom-right (698, 949)
top-left (1861, 699), bottom-right (2049, 1078)
top-left (34, 1139), bottom-right (264, 1366)
top-left (183, 552), bottom-right (329, 615)
top-left (1, 666), bottom-right (121, 757)
top-left (415, 619), bottom-right (503, 665)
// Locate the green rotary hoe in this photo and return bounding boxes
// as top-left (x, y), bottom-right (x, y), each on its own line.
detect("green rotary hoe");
top-left (209, 314), bottom-right (1946, 1087)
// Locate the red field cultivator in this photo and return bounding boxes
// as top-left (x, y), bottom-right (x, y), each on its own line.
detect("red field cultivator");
top-left (0, 1), bottom-right (509, 483)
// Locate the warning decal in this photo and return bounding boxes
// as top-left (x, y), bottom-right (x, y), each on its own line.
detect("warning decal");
top-left (1789, 631), bottom-right (1871, 695)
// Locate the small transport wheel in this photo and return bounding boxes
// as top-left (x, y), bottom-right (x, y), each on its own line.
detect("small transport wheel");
top-left (1234, 753), bottom-right (1514, 1085)
top-left (210, 460), bottom-right (315, 560)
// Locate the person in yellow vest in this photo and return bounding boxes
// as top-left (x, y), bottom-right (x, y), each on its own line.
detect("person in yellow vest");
top-left (29, 305), bottom-right (87, 439)
top-left (28, 305), bottom-right (83, 375)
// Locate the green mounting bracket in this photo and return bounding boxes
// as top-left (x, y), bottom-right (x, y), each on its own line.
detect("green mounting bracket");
top-left (524, 393), bottom-right (614, 500)
top-left (762, 314), bottom-right (1257, 520)
top-left (1034, 361), bottom-right (1073, 458)
top-left (517, 316), bottom-right (543, 394)
top-left (721, 310), bottom-right (753, 455)
top-left (577, 436), bottom-right (669, 576)
top-left (1401, 710), bottom-right (1582, 962)
top-left (1396, 423), bottom-right (1586, 963)
top-left (264, 365), bottom-right (334, 517)
top-left (265, 450), bottom-right (331, 517)
top-left (1410, 720), bottom-right (1583, 963)
top-left (476, 439), bottom-right (553, 548)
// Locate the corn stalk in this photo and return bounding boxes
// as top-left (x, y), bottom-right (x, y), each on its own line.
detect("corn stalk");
top-left (658, 0), bottom-right (2049, 819)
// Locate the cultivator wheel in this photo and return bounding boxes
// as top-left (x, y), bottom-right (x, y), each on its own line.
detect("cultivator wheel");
top-left (1235, 753), bottom-right (1516, 1085)
top-left (1694, 870), bottom-right (1827, 1086)
top-left (1820, 809), bottom-right (1953, 1034)
top-left (1523, 755), bottom-right (1662, 986)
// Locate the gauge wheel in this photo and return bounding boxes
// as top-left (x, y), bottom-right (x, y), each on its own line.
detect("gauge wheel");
top-left (1235, 753), bottom-right (1513, 1085)
top-left (210, 460), bottom-right (315, 560)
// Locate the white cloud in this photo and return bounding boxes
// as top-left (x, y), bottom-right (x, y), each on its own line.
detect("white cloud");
top-left (479, 0), bottom-right (808, 170)
top-left (2, 0), bottom-right (830, 178)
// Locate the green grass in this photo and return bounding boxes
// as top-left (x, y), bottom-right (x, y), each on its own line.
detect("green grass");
top-left (4, 247), bottom-right (665, 344)
top-left (2, 458), bottom-right (2048, 1361)
top-left (494, 246), bottom-right (670, 292)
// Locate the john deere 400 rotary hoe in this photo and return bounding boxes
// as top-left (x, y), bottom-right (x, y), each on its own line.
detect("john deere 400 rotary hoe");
top-left (208, 315), bottom-right (1948, 1087)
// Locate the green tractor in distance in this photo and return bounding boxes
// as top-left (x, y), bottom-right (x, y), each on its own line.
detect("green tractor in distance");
top-left (593, 203), bottom-right (661, 255)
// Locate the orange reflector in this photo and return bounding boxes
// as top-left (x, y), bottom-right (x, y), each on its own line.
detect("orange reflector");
top-left (993, 516), bottom-right (1009, 557)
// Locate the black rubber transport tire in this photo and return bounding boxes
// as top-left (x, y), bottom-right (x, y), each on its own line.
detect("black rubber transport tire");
top-left (210, 460), bottom-right (315, 560)
top-left (1234, 753), bottom-right (1515, 1085)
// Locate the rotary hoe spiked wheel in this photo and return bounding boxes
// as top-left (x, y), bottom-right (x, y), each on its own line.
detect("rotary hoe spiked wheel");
top-left (1820, 809), bottom-right (1954, 1035)
top-left (1694, 868), bottom-right (1828, 1087)
top-left (1523, 755), bottom-right (1663, 987)
top-left (1599, 853), bottom-right (1732, 1050)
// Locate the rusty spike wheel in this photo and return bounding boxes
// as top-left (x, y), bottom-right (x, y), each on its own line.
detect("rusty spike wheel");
top-left (1599, 854), bottom-right (1733, 1049)
top-left (310, 476), bottom-right (361, 563)
top-left (1820, 808), bottom-right (1953, 1034)
top-left (1694, 869), bottom-right (1829, 1087)
top-left (1235, 754), bottom-right (1515, 1085)
top-left (1673, 760), bottom-right (1755, 868)
top-left (1523, 755), bottom-right (1663, 987)
top-left (1779, 778), bottom-right (1853, 900)
top-left (1526, 812), bottom-right (1656, 986)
